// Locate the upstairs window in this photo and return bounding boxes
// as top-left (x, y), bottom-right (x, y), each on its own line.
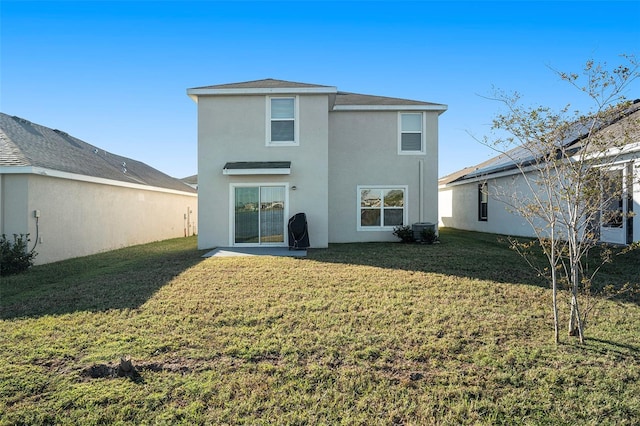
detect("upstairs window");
top-left (268, 97), bottom-right (298, 146)
top-left (399, 112), bottom-right (424, 154)
top-left (478, 182), bottom-right (488, 221)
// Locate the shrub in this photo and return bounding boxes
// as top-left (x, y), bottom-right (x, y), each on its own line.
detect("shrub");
top-left (0, 234), bottom-right (37, 276)
top-left (420, 227), bottom-right (439, 244)
top-left (392, 225), bottom-right (415, 243)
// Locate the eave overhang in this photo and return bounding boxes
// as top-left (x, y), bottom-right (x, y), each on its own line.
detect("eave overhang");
top-left (188, 86), bottom-right (337, 102)
top-left (332, 104), bottom-right (448, 113)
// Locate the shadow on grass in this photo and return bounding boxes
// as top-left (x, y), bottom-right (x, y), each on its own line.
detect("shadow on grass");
top-left (308, 228), bottom-right (640, 305)
top-left (585, 337), bottom-right (640, 361)
top-left (0, 237), bottom-right (207, 320)
top-left (309, 229), bottom-right (547, 286)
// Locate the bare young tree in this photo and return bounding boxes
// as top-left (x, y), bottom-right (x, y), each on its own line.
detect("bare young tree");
top-left (482, 56), bottom-right (639, 344)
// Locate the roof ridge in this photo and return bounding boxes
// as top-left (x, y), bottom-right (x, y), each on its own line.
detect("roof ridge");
top-left (190, 78), bottom-right (334, 90)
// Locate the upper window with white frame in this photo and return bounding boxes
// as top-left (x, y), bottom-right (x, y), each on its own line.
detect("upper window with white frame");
top-left (267, 96), bottom-right (299, 146)
top-left (398, 112), bottom-right (425, 154)
top-left (358, 185), bottom-right (407, 230)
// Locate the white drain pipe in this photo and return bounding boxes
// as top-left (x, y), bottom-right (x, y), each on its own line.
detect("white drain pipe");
top-left (419, 159), bottom-right (424, 222)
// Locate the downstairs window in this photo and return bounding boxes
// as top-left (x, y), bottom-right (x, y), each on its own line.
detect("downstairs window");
top-left (358, 186), bottom-right (407, 230)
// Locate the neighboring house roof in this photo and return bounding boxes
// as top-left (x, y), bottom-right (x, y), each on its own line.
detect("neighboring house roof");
top-left (440, 100), bottom-right (640, 186)
top-left (187, 78), bottom-right (447, 112)
top-left (0, 113), bottom-right (196, 193)
top-left (181, 174), bottom-right (198, 185)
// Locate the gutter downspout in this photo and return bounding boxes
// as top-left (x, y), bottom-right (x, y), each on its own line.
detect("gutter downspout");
top-left (419, 160), bottom-right (424, 223)
top-left (0, 174), bottom-right (3, 234)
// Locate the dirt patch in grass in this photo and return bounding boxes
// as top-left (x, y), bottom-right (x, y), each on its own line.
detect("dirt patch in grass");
top-left (78, 357), bottom-right (212, 380)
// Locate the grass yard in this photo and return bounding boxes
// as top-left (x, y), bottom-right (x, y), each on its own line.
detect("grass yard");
top-left (1, 229), bottom-right (639, 425)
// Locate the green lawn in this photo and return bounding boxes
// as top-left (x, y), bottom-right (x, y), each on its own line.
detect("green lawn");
top-left (1, 229), bottom-right (639, 425)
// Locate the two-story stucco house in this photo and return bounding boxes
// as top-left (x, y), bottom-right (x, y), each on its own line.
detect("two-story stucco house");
top-left (187, 79), bottom-right (447, 249)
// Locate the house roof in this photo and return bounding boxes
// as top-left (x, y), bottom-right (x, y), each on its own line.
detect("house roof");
top-left (187, 78), bottom-right (447, 111)
top-left (190, 78), bottom-right (334, 90)
top-left (334, 91), bottom-right (445, 108)
top-left (0, 113), bottom-right (196, 193)
top-left (181, 174), bottom-right (198, 185)
top-left (187, 78), bottom-right (338, 100)
top-left (440, 100), bottom-right (640, 186)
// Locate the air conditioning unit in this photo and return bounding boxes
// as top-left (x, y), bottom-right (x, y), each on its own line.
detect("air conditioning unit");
top-left (412, 222), bottom-right (436, 241)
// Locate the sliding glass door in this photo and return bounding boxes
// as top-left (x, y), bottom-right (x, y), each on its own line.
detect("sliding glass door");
top-left (234, 185), bottom-right (286, 245)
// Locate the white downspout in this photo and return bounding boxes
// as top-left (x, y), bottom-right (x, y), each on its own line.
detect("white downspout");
top-left (0, 174), bottom-right (3, 234)
top-left (419, 160), bottom-right (424, 223)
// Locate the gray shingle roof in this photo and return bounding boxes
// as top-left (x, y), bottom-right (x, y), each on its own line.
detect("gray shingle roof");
top-left (188, 79), bottom-right (446, 109)
top-left (442, 101), bottom-right (640, 184)
top-left (0, 113), bottom-right (196, 193)
top-left (335, 91), bottom-right (444, 107)
top-left (190, 78), bottom-right (333, 90)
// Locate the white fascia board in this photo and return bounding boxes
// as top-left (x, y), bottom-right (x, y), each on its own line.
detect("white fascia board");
top-left (0, 166), bottom-right (197, 197)
top-left (333, 104), bottom-right (448, 112)
top-left (580, 141), bottom-right (640, 161)
top-left (223, 168), bottom-right (291, 175)
top-left (442, 166), bottom-right (532, 188)
top-left (187, 86), bottom-right (338, 101)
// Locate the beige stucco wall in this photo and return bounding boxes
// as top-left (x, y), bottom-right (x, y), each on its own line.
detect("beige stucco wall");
top-left (328, 110), bottom-right (440, 242)
top-left (0, 174), bottom-right (29, 237)
top-left (1, 173), bottom-right (197, 265)
top-left (197, 94), bottom-right (329, 249)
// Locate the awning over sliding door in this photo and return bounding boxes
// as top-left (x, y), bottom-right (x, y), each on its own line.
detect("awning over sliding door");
top-left (223, 161), bottom-right (291, 175)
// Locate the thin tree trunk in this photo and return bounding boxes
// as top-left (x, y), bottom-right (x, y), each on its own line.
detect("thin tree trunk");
top-left (550, 230), bottom-right (560, 344)
top-left (569, 293), bottom-right (585, 344)
top-left (568, 293), bottom-right (578, 336)
top-left (568, 254), bottom-right (584, 343)
top-left (552, 277), bottom-right (559, 344)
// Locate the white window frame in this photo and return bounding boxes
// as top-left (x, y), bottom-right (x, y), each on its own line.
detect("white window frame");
top-left (229, 182), bottom-right (290, 247)
top-left (398, 112), bottom-right (425, 155)
top-left (357, 185), bottom-right (408, 231)
top-left (478, 182), bottom-right (488, 221)
top-left (266, 96), bottom-right (299, 146)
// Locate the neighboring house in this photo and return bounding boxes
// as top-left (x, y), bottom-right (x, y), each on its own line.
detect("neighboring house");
top-left (181, 174), bottom-right (198, 190)
top-left (438, 102), bottom-right (640, 245)
top-left (187, 78), bottom-right (447, 249)
top-left (0, 113), bottom-right (198, 264)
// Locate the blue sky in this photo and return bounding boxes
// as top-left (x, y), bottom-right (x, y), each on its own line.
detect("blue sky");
top-left (1, 1), bottom-right (639, 179)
